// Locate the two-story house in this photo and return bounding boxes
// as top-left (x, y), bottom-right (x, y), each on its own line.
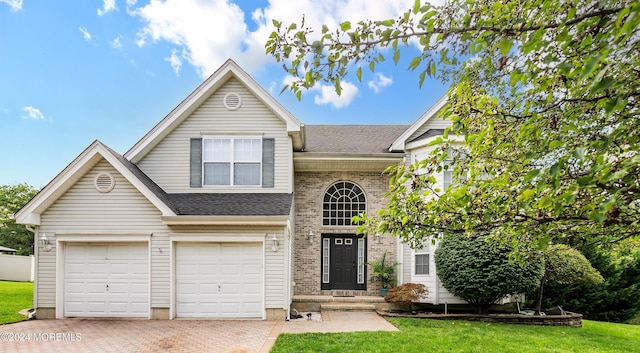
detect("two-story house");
top-left (14, 59), bottom-right (464, 321)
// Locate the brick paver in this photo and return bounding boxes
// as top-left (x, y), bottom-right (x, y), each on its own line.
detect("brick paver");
top-left (0, 312), bottom-right (397, 352)
top-left (0, 319), bottom-right (277, 353)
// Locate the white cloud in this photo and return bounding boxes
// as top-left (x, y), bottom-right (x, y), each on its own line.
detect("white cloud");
top-left (22, 106), bottom-right (50, 121)
top-left (129, 0), bottom-right (418, 78)
top-left (0, 0), bottom-right (22, 11)
top-left (165, 49), bottom-right (183, 75)
top-left (111, 36), bottom-right (123, 48)
top-left (313, 81), bottom-right (359, 109)
top-left (132, 0), bottom-right (249, 77)
top-left (79, 27), bottom-right (92, 41)
top-left (368, 72), bottom-right (393, 93)
top-left (97, 0), bottom-right (117, 16)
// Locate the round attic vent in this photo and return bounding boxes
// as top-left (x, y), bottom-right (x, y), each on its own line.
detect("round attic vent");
top-left (223, 92), bottom-right (242, 110)
top-left (94, 173), bottom-right (115, 193)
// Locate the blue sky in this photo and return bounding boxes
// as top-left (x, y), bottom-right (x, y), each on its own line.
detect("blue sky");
top-left (0, 0), bottom-right (447, 188)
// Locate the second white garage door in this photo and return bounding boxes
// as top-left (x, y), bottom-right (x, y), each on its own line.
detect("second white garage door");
top-left (175, 242), bottom-right (263, 318)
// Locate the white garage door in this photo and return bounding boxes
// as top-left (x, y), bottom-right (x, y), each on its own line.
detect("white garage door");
top-left (176, 243), bottom-right (263, 318)
top-left (64, 243), bottom-right (149, 317)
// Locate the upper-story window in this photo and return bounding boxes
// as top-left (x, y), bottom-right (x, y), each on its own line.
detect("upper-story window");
top-left (202, 137), bottom-right (262, 186)
top-left (322, 181), bottom-right (366, 226)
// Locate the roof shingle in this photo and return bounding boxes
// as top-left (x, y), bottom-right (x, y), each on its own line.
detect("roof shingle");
top-left (304, 125), bottom-right (409, 154)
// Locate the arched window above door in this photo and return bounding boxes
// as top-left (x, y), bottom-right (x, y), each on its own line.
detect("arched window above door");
top-left (322, 181), bottom-right (366, 226)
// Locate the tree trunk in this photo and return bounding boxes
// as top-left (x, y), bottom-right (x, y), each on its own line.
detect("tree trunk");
top-left (535, 275), bottom-right (546, 315)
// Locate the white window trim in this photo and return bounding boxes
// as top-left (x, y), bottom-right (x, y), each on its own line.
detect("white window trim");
top-left (412, 239), bottom-right (434, 277)
top-left (201, 136), bottom-right (262, 187)
top-left (322, 238), bottom-right (330, 283)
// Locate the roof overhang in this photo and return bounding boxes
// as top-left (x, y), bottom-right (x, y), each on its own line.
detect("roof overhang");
top-left (405, 133), bottom-right (466, 151)
top-left (161, 215), bottom-right (290, 226)
top-left (389, 95), bottom-right (449, 152)
top-left (294, 152), bottom-right (403, 172)
top-left (125, 59), bottom-right (303, 163)
top-left (14, 141), bottom-right (175, 226)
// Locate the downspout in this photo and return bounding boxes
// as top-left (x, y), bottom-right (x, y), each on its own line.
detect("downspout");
top-left (300, 124), bottom-right (306, 151)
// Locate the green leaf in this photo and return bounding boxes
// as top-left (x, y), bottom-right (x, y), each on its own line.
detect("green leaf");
top-left (340, 21), bottom-right (351, 31)
top-left (393, 50), bottom-right (400, 65)
top-left (523, 169), bottom-right (540, 183)
top-left (499, 37), bottom-right (513, 56)
top-left (520, 189), bottom-right (536, 201)
top-left (379, 19), bottom-right (394, 27)
top-left (408, 56), bottom-right (422, 70)
top-left (356, 66), bottom-right (362, 82)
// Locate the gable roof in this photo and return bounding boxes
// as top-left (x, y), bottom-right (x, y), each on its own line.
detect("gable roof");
top-left (389, 95), bottom-right (448, 152)
top-left (14, 140), bottom-right (176, 225)
top-left (124, 59), bottom-right (303, 163)
top-left (304, 125), bottom-right (409, 154)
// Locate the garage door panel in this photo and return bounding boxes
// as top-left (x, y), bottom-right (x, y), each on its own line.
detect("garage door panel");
top-left (64, 243), bottom-right (148, 318)
top-left (176, 242), bottom-right (263, 318)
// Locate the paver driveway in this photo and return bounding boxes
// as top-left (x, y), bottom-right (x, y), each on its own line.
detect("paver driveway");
top-left (0, 319), bottom-right (280, 353)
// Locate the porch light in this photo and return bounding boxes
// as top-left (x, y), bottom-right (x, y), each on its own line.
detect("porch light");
top-left (374, 234), bottom-right (381, 244)
top-left (308, 231), bottom-right (314, 243)
top-left (39, 233), bottom-right (52, 252)
top-left (271, 233), bottom-right (279, 252)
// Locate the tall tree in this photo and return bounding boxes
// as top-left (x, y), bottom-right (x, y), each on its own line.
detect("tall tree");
top-left (267, 0), bottom-right (640, 249)
top-left (0, 184), bottom-right (39, 255)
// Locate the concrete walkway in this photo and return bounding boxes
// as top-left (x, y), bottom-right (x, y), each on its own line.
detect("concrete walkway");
top-left (281, 311), bottom-right (399, 334)
top-left (0, 312), bottom-right (397, 353)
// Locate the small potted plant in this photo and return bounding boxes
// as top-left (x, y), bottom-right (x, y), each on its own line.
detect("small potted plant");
top-left (366, 251), bottom-right (399, 296)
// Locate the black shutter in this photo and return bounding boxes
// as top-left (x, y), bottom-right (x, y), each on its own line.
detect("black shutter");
top-left (262, 138), bottom-right (275, 188)
top-left (190, 138), bottom-right (202, 188)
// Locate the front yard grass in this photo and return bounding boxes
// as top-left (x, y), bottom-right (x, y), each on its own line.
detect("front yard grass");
top-left (0, 280), bottom-right (33, 325)
top-left (271, 317), bottom-right (640, 353)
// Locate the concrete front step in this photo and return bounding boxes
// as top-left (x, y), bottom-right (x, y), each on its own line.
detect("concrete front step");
top-left (292, 295), bottom-right (386, 312)
top-left (321, 303), bottom-right (377, 311)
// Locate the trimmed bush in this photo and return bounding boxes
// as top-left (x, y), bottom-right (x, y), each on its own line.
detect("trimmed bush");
top-left (435, 235), bottom-right (544, 314)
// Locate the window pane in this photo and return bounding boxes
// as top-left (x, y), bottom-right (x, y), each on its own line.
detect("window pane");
top-left (234, 138), bottom-right (261, 162)
top-left (203, 162), bottom-right (230, 185)
top-left (443, 171), bottom-right (452, 190)
top-left (234, 163), bottom-right (260, 185)
top-left (415, 254), bottom-right (429, 275)
top-left (204, 139), bottom-right (230, 162)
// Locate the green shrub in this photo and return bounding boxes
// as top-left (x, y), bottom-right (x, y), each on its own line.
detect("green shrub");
top-left (435, 234), bottom-right (544, 313)
top-left (532, 245), bottom-right (640, 322)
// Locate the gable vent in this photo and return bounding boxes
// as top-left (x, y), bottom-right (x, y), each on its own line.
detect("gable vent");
top-left (94, 173), bottom-right (115, 193)
top-left (223, 92), bottom-right (242, 110)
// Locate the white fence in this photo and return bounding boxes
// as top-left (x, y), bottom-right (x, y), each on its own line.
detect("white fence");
top-left (0, 254), bottom-right (35, 282)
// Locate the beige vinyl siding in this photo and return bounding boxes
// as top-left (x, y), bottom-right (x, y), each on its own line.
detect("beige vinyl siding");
top-left (38, 160), bottom-right (171, 308)
top-left (264, 231), bottom-right (286, 308)
top-left (137, 77), bottom-right (293, 193)
top-left (401, 243), bottom-right (412, 284)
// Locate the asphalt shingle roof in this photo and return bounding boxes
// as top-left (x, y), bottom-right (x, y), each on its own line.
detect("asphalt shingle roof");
top-left (166, 193), bottom-right (293, 216)
top-left (304, 125), bottom-right (409, 154)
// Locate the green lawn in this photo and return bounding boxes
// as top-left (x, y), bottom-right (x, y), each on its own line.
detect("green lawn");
top-left (0, 280), bottom-right (33, 325)
top-left (271, 318), bottom-right (640, 353)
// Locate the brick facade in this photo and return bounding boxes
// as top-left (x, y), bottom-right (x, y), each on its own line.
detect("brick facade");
top-left (293, 171), bottom-right (397, 296)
